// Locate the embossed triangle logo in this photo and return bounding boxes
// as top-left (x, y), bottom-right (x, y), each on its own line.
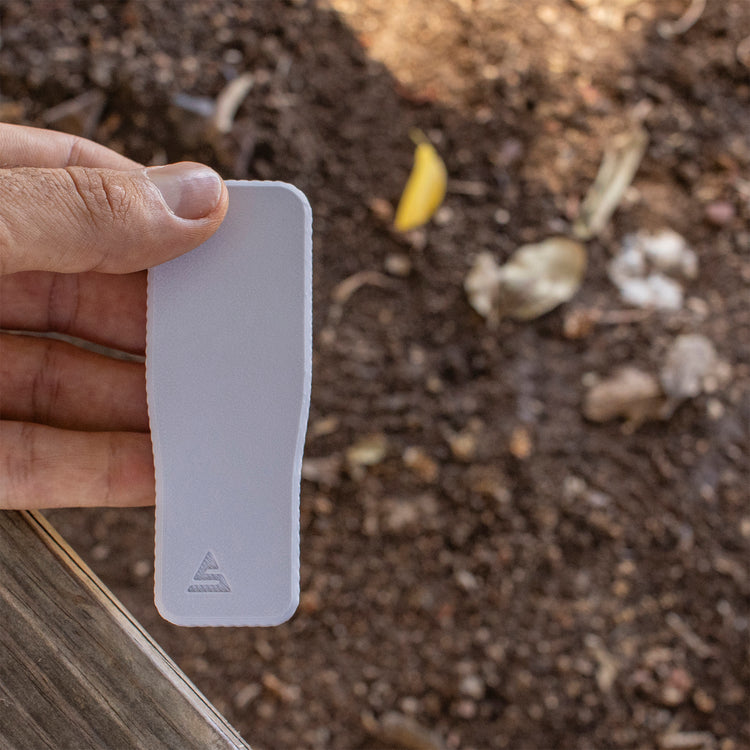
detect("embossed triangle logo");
top-left (187, 551), bottom-right (231, 593)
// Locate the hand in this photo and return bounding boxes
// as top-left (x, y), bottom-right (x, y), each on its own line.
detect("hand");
top-left (0, 124), bottom-right (229, 509)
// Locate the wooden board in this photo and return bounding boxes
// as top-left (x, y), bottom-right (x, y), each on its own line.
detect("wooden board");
top-left (0, 510), bottom-right (252, 750)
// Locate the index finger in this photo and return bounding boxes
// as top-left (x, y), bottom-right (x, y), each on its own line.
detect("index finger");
top-left (0, 123), bottom-right (140, 170)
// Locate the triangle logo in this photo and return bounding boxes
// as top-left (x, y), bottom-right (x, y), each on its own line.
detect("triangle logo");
top-left (187, 551), bottom-right (231, 593)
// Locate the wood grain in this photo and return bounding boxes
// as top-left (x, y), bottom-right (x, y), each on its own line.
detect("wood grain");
top-left (0, 510), bottom-right (251, 750)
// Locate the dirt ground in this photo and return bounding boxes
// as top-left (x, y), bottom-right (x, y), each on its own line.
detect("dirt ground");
top-left (1, 1), bottom-right (749, 748)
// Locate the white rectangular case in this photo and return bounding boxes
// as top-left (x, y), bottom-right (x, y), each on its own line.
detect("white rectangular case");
top-left (146, 181), bottom-right (312, 627)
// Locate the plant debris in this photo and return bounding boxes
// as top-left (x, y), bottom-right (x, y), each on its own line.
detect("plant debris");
top-left (213, 72), bottom-right (255, 134)
top-left (657, 0), bottom-right (707, 39)
top-left (465, 237), bottom-right (586, 323)
top-left (346, 433), bottom-right (389, 468)
top-left (660, 334), bottom-right (726, 400)
top-left (583, 367), bottom-right (666, 428)
top-left (363, 711), bottom-right (447, 750)
top-left (573, 127), bottom-right (649, 240)
top-left (394, 131), bottom-right (447, 232)
top-left (608, 229), bottom-right (697, 310)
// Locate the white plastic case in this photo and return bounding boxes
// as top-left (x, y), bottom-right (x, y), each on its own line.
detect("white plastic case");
top-left (146, 181), bottom-right (312, 626)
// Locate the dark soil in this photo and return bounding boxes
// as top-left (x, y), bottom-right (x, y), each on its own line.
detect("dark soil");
top-left (1, 1), bottom-right (749, 748)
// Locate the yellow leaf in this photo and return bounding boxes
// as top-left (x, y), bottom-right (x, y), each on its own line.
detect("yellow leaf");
top-left (394, 135), bottom-right (447, 232)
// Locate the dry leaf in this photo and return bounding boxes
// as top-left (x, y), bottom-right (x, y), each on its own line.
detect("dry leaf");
top-left (464, 251), bottom-right (503, 319)
top-left (497, 237), bottom-right (586, 320)
top-left (574, 127), bottom-right (648, 240)
top-left (466, 238), bottom-right (586, 322)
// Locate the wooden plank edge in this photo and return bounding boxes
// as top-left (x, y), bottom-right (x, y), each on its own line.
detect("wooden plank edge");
top-left (22, 510), bottom-right (252, 749)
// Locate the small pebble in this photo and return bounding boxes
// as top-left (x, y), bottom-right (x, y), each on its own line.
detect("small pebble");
top-left (494, 208), bottom-right (511, 225)
top-left (449, 432), bottom-right (477, 462)
top-left (132, 559), bottom-right (151, 578)
top-left (508, 425), bottom-right (533, 459)
top-left (234, 683), bottom-right (261, 710)
top-left (692, 688), bottom-right (716, 713)
top-left (704, 200), bottom-right (735, 226)
top-left (455, 698), bottom-right (478, 719)
top-left (459, 674), bottom-right (486, 700)
top-left (385, 253), bottom-right (412, 277)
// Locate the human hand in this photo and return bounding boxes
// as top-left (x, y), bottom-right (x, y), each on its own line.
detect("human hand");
top-left (0, 124), bottom-right (229, 509)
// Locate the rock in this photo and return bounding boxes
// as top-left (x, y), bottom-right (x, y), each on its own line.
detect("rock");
top-left (659, 666), bottom-right (693, 706)
top-left (369, 197), bottom-right (394, 223)
top-left (261, 672), bottom-right (300, 703)
top-left (402, 446), bottom-right (439, 482)
top-left (659, 334), bottom-right (719, 400)
top-left (583, 367), bottom-right (665, 426)
top-left (383, 498), bottom-right (420, 533)
top-left (455, 569), bottom-right (479, 591)
top-left (693, 688), bottom-right (716, 713)
top-left (385, 253), bottom-right (412, 277)
top-left (233, 683), bottom-right (261, 710)
top-left (508, 425), bottom-right (533, 459)
top-left (639, 230), bottom-right (698, 278)
top-left (563, 308), bottom-right (600, 339)
top-left (449, 431), bottom-right (477, 462)
top-left (346, 433), bottom-right (388, 467)
top-left (301, 455), bottom-right (343, 487)
top-left (459, 674), bottom-right (486, 700)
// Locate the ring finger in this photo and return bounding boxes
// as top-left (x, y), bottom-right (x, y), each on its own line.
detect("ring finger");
top-left (0, 333), bottom-right (148, 432)
top-left (0, 270), bottom-right (147, 354)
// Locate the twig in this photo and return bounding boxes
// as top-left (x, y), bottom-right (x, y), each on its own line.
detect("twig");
top-left (213, 73), bottom-right (255, 134)
top-left (658, 0), bottom-right (707, 39)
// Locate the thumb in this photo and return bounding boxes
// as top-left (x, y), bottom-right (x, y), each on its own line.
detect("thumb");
top-left (0, 162), bottom-right (228, 275)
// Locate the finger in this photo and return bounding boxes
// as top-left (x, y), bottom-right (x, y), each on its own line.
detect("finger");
top-left (0, 271), bottom-right (147, 354)
top-left (0, 421), bottom-right (154, 509)
top-left (0, 162), bottom-right (228, 275)
top-left (0, 334), bottom-right (147, 432)
top-left (0, 123), bottom-right (140, 169)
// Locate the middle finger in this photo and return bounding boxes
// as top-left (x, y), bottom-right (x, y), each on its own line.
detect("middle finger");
top-left (0, 333), bottom-right (148, 432)
top-left (0, 270), bottom-right (147, 354)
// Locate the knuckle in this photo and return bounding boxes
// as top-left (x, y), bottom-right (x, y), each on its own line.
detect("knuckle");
top-left (64, 166), bottom-right (134, 229)
top-left (30, 338), bottom-right (64, 424)
top-left (0, 170), bottom-right (27, 275)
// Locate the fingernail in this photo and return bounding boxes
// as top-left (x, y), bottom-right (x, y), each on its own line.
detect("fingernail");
top-left (146, 162), bottom-right (223, 220)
